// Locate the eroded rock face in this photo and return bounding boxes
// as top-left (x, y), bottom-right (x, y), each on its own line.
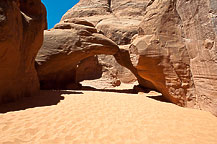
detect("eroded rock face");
top-left (36, 0), bottom-right (217, 115)
top-left (0, 0), bottom-right (46, 102)
top-left (131, 0), bottom-right (217, 115)
top-left (60, 0), bottom-right (152, 87)
top-left (177, 0), bottom-right (217, 115)
top-left (36, 18), bottom-right (152, 90)
top-left (36, 19), bottom-right (120, 89)
top-left (62, 0), bottom-right (149, 45)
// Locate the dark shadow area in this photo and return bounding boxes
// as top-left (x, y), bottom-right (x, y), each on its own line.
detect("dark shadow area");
top-left (133, 85), bottom-right (171, 103)
top-left (80, 85), bottom-right (171, 103)
top-left (0, 84), bottom-right (171, 114)
top-left (147, 95), bottom-right (171, 103)
top-left (0, 90), bottom-right (83, 114)
top-left (80, 86), bottom-right (137, 94)
top-left (79, 85), bottom-right (152, 94)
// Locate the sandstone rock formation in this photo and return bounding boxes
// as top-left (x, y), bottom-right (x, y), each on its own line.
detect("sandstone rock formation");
top-left (36, 19), bottom-right (119, 89)
top-left (59, 0), bottom-right (152, 87)
top-left (36, 18), bottom-right (153, 90)
top-left (0, 0), bottom-right (47, 103)
top-left (61, 0), bottom-right (149, 45)
top-left (130, 0), bottom-right (217, 115)
top-left (36, 0), bottom-right (217, 115)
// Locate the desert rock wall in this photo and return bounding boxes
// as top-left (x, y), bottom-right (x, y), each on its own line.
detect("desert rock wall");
top-left (131, 0), bottom-right (217, 115)
top-left (0, 0), bottom-right (47, 102)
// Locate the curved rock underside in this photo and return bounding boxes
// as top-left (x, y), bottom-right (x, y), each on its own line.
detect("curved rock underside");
top-left (37, 0), bottom-right (217, 116)
top-left (36, 19), bottom-right (153, 90)
top-left (0, 0), bottom-right (47, 103)
top-left (36, 19), bottom-right (118, 89)
top-left (60, 0), bottom-right (153, 88)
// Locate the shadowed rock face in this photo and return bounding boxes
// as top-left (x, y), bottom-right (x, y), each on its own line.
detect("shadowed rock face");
top-left (0, 0), bottom-right (47, 103)
top-left (131, 0), bottom-right (217, 116)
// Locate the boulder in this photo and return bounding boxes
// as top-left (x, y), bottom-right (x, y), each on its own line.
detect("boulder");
top-left (0, 0), bottom-right (47, 102)
top-left (130, 0), bottom-right (217, 115)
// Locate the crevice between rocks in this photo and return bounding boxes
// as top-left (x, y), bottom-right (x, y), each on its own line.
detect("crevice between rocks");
top-left (107, 0), bottom-right (112, 12)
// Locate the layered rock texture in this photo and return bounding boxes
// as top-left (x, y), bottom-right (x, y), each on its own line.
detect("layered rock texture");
top-left (0, 0), bottom-right (47, 102)
top-left (61, 0), bottom-right (149, 45)
top-left (131, 0), bottom-right (217, 116)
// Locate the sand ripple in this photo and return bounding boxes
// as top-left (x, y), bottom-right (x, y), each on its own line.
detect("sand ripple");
top-left (0, 91), bottom-right (217, 144)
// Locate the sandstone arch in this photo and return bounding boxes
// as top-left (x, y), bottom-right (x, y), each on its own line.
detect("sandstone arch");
top-left (36, 19), bottom-right (154, 90)
top-left (36, 0), bottom-right (217, 116)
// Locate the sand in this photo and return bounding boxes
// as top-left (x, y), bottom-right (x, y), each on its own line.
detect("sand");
top-left (0, 90), bottom-right (217, 144)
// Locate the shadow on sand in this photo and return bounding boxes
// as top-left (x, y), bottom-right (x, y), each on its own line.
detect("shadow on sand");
top-left (80, 86), bottom-right (137, 94)
top-left (0, 86), bottom-right (171, 114)
top-left (80, 86), bottom-right (171, 103)
top-left (0, 90), bottom-right (83, 114)
top-left (146, 95), bottom-right (171, 103)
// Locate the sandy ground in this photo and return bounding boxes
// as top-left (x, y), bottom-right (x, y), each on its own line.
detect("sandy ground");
top-left (0, 90), bottom-right (217, 144)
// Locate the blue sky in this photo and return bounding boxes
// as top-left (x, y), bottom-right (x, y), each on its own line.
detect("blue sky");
top-left (41, 0), bottom-right (79, 29)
